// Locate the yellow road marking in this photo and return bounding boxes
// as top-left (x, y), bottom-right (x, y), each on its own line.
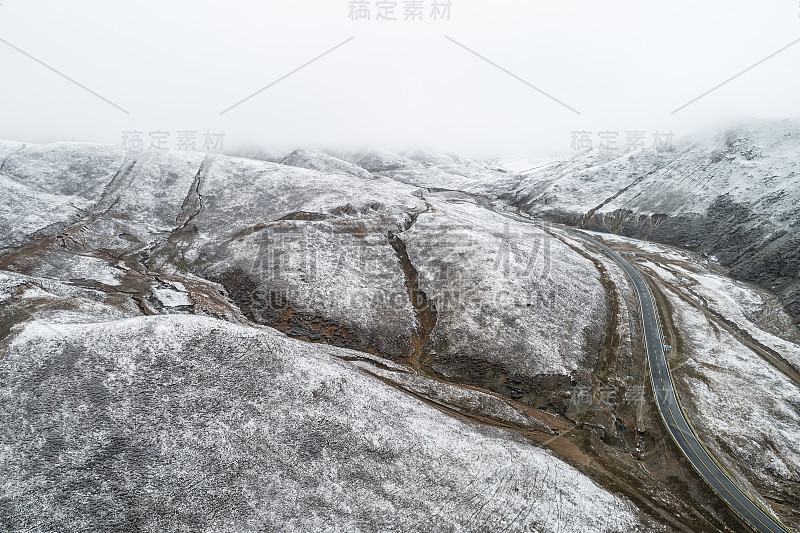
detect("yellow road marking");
top-left (667, 404), bottom-right (773, 531)
top-left (575, 229), bottom-right (782, 532)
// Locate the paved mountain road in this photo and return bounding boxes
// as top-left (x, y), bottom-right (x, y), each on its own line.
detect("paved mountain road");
top-left (569, 231), bottom-right (788, 533)
top-left (470, 197), bottom-right (788, 533)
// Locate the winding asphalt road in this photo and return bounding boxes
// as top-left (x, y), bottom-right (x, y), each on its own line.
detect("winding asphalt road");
top-left (470, 197), bottom-right (788, 532)
top-left (570, 231), bottom-right (788, 533)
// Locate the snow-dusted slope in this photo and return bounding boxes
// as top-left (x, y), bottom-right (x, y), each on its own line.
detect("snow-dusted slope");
top-left (401, 191), bottom-right (606, 410)
top-left (0, 141), bottom-right (127, 253)
top-left (4, 137), bottom-right (796, 531)
top-left (334, 148), bottom-right (519, 193)
top-left (507, 119), bottom-right (800, 324)
top-left (0, 308), bottom-right (645, 532)
top-left (0, 142), bottom-right (604, 371)
top-left (280, 149), bottom-right (375, 180)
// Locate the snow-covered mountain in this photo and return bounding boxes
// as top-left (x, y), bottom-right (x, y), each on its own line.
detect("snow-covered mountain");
top-left (1, 134), bottom-right (798, 531)
top-left (505, 119), bottom-right (800, 325)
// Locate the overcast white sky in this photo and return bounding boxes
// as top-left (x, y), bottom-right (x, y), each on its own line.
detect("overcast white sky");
top-left (1, 1), bottom-right (799, 157)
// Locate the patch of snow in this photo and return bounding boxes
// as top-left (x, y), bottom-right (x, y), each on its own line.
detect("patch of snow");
top-left (153, 287), bottom-right (192, 308)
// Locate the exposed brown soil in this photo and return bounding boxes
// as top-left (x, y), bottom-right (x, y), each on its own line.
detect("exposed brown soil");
top-left (208, 267), bottom-right (401, 357)
top-left (387, 230), bottom-right (438, 368)
top-left (0, 236), bottom-right (750, 532)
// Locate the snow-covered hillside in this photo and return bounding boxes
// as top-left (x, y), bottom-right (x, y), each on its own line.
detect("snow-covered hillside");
top-left (0, 140), bottom-right (656, 532)
top-left (505, 119), bottom-right (800, 326)
top-left (0, 298), bottom-right (645, 531)
top-left (2, 134), bottom-right (798, 532)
